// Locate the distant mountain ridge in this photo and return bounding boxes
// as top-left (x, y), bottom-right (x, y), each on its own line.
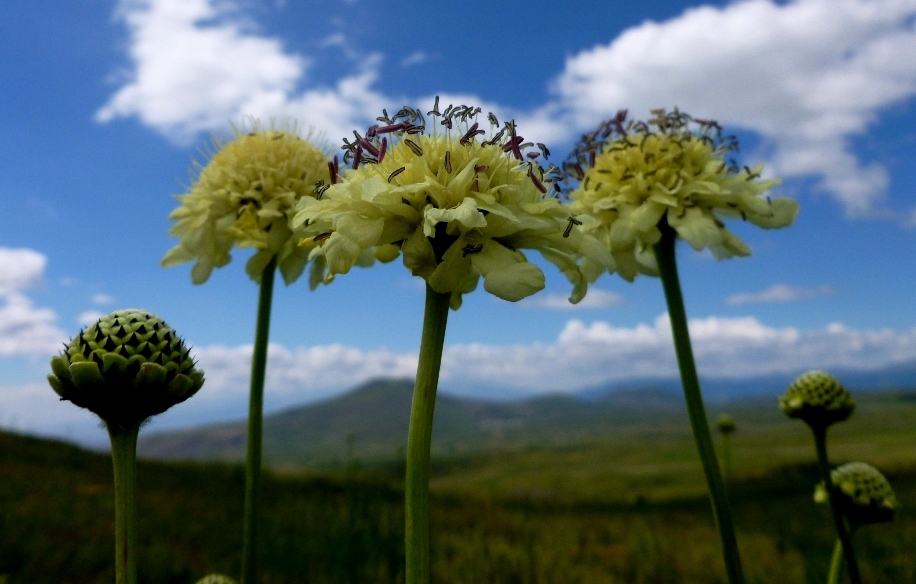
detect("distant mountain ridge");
top-left (138, 366), bottom-right (916, 468)
top-left (138, 378), bottom-right (686, 466)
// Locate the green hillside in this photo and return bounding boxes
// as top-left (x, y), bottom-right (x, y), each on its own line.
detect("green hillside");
top-left (138, 378), bottom-right (688, 466)
top-left (2, 426), bottom-right (915, 583)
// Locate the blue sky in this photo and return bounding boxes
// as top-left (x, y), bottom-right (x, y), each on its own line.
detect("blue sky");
top-left (2, 0), bottom-right (916, 444)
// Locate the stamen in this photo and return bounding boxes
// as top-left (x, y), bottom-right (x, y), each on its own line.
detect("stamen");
top-left (352, 145), bottom-right (363, 169)
top-left (388, 167), bottom-right (406, 183)
top-left (528, 167), bottom-right (547, 194)
top-left (405, 139), bottom-right (423, 156)
top-left (444, 151), bottom-right (452, 173)
top-left (563, 217), bottom-right (583, 238)
top-left (359, 138), bottom-right (380, 158)
top-left (462, 243), bottom-right (483, 257)
top-left (460, 122), bottom-right (483, 145)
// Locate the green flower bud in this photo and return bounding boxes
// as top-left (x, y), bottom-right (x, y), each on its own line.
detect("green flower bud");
top-left (814, 462), bottom-right (899, 526)
top-left (47, 309), bottom-right (204, 431)
top-left (716, 413), bottom-right (736, 435)
top-left (195, 575), bottom-right (238, 584)
top-left (779, 370), bottom-right (855, 428)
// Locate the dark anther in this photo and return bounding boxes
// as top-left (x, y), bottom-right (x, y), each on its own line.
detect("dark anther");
top-left (352, 145), bottom-right (362, 169)
top-left (378, 138), bottom-right (388, 162)
top-left (563, 217), bottom-right (583, 238)
top-left (460, 122), bottom-right (483, 145)
top-left (444, 151), bottom-right (452, 173)
top-left (462, 243), bottom-right (483, 257)
top-left (404, 139), bottom-right (423, 157)
top-left (359, 138), bottom-right (380, 158)
top-left (528, 168), bottom-right (547, 194)
top-left (388, 167), bottom-right (406, 183)
top-left (427, 96), bottom-right (441, 117)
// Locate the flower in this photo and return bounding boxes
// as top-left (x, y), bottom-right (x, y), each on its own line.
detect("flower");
top-left (293, 102), bottom-right (613, 308)
top-left (567, 109), bottom-right (799, 281)
top-left (780, 370), bottom-right (855, 428)
top-left (162, 120), bottom-right (332, 285)
top-left (814, 462), bottom-right (900, 526)
top-left (47, 309), bottom-right (204, 431)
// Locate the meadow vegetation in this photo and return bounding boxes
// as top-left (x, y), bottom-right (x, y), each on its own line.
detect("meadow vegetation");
top-left (2, 388), bottom-right (913, 583)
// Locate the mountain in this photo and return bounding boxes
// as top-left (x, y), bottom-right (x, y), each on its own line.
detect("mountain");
top-left (138, 378), bottom-right (685, 467)
top-left (578, 360), bottom-right (916, 402)
top-left (139, 370), bottom-right (916, 468)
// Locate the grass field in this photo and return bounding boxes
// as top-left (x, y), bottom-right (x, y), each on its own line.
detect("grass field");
top-left (2, 389), bottom-right (914, 583)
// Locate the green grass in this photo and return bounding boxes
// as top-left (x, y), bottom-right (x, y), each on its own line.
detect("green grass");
top-left (2, 389), bottom-right (916, 584)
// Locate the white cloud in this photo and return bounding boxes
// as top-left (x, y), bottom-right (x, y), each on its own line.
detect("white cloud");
top-left (0, 248), bottom-right (46, 296)
top-left (0, 248), bottom-right (64, 356)
top-left (96, 0), bottom-right (387, 144)
top-left (8, 314), bottom-right (916, 439)
top-left (525, 289), bottom-right (624, 310)
top-left (91, 293), bottom-right (115, 306)
top-left (726, 284), bottom-right (835, 305)
top-left (77, 310), bottom-right (106, 327)
top-left (401, 50), bottom-right (430, 67)
top-left (0, 294), bottom-right (65, 356)
top-left (185, 314), bottom-right (916, 400)
top-left (549, 0), bottom-right (916, 217)
top-left (98, 0), bottom-right (916, 218)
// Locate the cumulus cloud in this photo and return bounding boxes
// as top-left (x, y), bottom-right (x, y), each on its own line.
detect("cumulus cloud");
top-left (0, 248), bottom-right (65, 356)
top-left (96, 0), bottom-right (387, 144)
top-left (91, 293), bottom-right (115, 306)
top-left (549, 0), bottom-right (916, 217)
top-left (401, 50), bottom-right (430, 67)
top-left (524, 289), bottom-right (625, 310)
top-left (726, 284), bottom-right (835, 305)
top-left (183, 314), bottom-right (916, 401)
top-left (0, 248), bottom-right (46, 296)
top-left (98, 0), bottom-right (916, 218)
top-left (0, 294), bottom-right (65, 356)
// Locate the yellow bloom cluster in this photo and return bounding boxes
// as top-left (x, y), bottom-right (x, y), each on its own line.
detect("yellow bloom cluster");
top-left (162, 121), bottom-right (331, 285)
top-left (293, 104), bottom-right (612, 309)
top-left (568, 109), bottom-right (799, 281)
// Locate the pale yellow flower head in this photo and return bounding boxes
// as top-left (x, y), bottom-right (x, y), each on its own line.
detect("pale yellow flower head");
top-left (162, 120), bottom-right (332, 285)
top-left (293, 101), bottom-right (613, 309)
top-left (567, 109), bottom-right (799, 281)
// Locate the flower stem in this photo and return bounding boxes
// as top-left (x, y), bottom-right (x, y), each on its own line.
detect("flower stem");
top-left (827, 538), bottom-right (845, 584)
top-left (109, 424), bottom-right (141, 584)
top-left (405, 285), bottom-right (451, 584)
top-left (241, 256), bottom-right (277, 584)
top-left (813, 426), bottom-right (862, 584)
top-left (653, 225), bottom-right (745, 584)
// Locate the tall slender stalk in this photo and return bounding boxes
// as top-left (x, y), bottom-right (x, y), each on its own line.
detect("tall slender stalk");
top-left (405, 285), bottom-right (451, 584)
top-left (813, 426), bottom-right (862, 584)
top-left (828, 538), bottom-right (845, 584)
top-left (109, 424), bottom-right (141, 584)
top-left (653, 225), bottom-right (745, 584)
top-left (241, 256), bottom-right (277, 584)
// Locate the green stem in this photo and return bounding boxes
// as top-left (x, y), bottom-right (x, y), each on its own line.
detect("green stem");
top-left (813, 426), bottom-right (862, 584)
top-left (241, 256), bottom-right (277, 584)
top-left (109, 424), bottom-right (141, 584)
top-left (827, 538), bottom-right (844, 584)
top-left (405, 285), bottom-right (451, 584)
top-left (653, 226), bottom-right (745, 584)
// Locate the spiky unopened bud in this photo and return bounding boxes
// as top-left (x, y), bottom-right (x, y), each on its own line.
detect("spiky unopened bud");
top-left (780, 370), bottom-right (855, 428)
top-left (814, 462), bottom-right (899, 526)
top-left (48, 309), bottom-right (204, 431)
